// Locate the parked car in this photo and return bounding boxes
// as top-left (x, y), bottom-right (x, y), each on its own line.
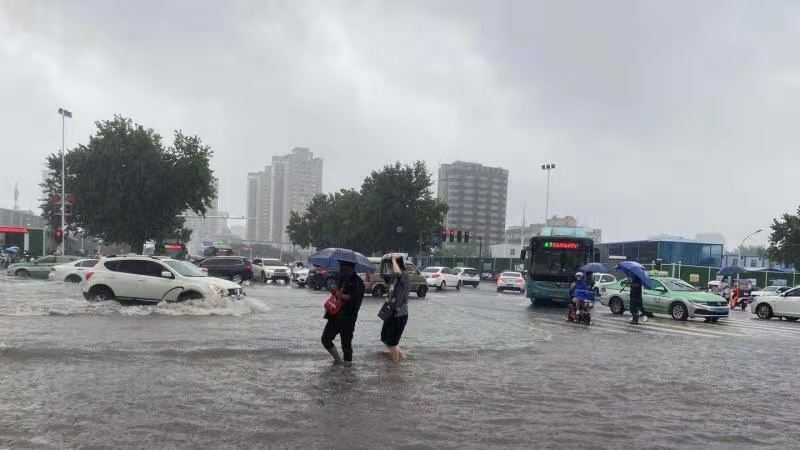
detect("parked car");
top-left (48, 258), bottom-right (100, 283)
top-left (196, 256), bottom-right (253, 284)
top-left (496, 271), bottom-right (525, 293)
top-left (599, 276), bottom-right (729, 322)
top-left (252, 258), bottom-right (291, 283)
top-left (751, 286), bottom-right (800, 320)
top-left (751, 285), bottom-right (792, 297)
top-left (82, 256), bottom-right (243, 303)
top-left (422, 266), bottom-right (462, 291)
top-left (5, 255), bottom-right (81, 279)
top-left (367, 255), bottom-right (428, 298)
top-left (454, 267), bottom-right (480, 288)
top-left (309, 266), bottom-right (339, 291)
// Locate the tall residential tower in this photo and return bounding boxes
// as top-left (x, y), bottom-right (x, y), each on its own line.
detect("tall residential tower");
top-left (438, 161), bottom-right (508, 245)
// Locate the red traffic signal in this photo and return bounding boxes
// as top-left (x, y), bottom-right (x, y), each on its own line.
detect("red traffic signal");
top-left (54, 228), bottom-right (63, 243)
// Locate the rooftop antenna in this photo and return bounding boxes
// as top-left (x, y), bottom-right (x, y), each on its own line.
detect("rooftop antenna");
top-left (13, 182), bottom-right (19, 210)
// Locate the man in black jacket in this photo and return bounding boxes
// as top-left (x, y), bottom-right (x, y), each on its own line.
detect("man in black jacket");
top-left (321, 261), bottom-right (366, 366)
top-left (629, 275), bottom-right (648, 324)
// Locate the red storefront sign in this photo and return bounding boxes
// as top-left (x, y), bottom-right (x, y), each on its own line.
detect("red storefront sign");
top-left (0, 227), bottom-right (29, 234)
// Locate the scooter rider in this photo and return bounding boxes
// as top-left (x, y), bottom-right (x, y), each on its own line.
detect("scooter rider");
top-left (568, 272), bottom-right (588, 320)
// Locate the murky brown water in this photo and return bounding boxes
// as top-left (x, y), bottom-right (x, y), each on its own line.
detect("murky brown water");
top-left (1, 277), bottom-right (799, 448)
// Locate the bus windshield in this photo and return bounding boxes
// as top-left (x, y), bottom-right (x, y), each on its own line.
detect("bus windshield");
top-left (528, 238), bottom-right (592, 282)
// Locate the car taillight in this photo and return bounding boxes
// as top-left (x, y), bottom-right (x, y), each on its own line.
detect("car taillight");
top-left (498, 278), bottom-right (504, 283)
top-left (245, 264), bottom-right (252, 272)
top-left (432, 274), bottom-right (440, 279)
top-left (85, 272), bottom-right (94, 281)
top-left (516, 279), bottom-right (523, 284)
top-left (201, 268), bottom-right (208, 275)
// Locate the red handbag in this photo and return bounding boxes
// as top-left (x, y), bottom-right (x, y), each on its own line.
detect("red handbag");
top-left (324, 293), bottom-right (343, 315)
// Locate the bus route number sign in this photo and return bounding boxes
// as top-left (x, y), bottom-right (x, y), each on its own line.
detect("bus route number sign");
top-left (543, 241), bottom-right (580, 250)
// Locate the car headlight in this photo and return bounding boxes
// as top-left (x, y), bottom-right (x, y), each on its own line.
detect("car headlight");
top-left (208, 283), bottom-right (225, 296)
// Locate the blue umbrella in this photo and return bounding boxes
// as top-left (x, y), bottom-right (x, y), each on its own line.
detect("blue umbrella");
top-left (718, 266), bottom-right (750, 276)
top-left (579, 262), bottom-right (611, 274)
top-left (309, 248), bottom-right (375, 274)
top-left (616, 261), bottom-right (653, 290)
top-left (3, 247), bottom-right (19, 253)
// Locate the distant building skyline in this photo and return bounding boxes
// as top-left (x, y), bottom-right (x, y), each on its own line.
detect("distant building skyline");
top-left (246, 147), bottom-right (323, 246)
top-left (438, 161), bottom-right (508, 245)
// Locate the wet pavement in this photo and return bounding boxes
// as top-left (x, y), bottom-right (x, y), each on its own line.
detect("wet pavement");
top-left (1, 276), bottom-right (800, 448)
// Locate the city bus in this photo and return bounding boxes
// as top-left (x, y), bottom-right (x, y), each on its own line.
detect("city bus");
top-left (522, 235), bottom-right (594, 305)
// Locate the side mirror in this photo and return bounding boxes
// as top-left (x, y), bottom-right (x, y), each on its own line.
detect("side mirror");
top-left (656, 287), bottom-right (667, 293)
top-left (161, 271), bottom-right (173, 279)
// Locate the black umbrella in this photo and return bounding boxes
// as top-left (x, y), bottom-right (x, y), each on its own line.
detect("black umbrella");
top-left (718, 266), bottom-right (750, 276)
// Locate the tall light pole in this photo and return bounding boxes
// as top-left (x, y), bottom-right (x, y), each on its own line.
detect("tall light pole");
top-left (541, 163), bottom-right (556, 224)
top-left (58, 107), bottom-right (72, 255)
top-left (738, 228), bottom-right (763, 270)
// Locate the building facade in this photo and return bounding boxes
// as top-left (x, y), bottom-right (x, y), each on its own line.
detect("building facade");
top-left (245, 147), bottom-right (323, 246)
top-left (438, 161), bottom-right (508, 245)
top-left (720, 252), bottom-right (793, 270)
top-left (505, 215), bottom-right (602, 245)
top-left (597, 238), bottom-right (723, 267)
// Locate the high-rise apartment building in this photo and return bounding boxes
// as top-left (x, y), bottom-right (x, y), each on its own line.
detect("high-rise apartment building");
top-left (246, 168), bottom-right (271, 242)
top-left (245, 147), bottom-right (323, 246)
top-left (438, 161), bottom-right (508, 245)
top-left (270, 147), bottom-right (323, 244)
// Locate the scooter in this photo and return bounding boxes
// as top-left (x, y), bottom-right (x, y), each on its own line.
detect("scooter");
top-left (567, 290), bottom-right (594, 325)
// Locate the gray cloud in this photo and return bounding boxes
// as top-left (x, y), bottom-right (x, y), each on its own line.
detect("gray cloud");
top-left (2, 0), bottom-right (798, 246)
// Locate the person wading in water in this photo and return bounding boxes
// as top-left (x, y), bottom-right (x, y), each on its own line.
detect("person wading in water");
top-left (321, 260), bottom-right (365, 366)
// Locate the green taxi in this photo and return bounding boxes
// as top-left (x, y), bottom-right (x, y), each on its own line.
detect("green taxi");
top-left (5, 255), bottom-right (81, 279)
top-left (598, 273), bottom-right (729, 322)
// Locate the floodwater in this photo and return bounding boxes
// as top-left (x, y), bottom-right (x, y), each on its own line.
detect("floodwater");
top-left (1, 276), bottom-right (800, 448)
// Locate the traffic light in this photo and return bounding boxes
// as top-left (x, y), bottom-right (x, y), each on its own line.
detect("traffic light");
top-left (449, 229), bottom-right (456, 242)
top-left (441, 229), bottom-right (448, 242)
top-left (464, 231), bottom-right (470, 243)
top-left (54, 228), bottom-right (63, 244)
top-left (457, 230), bottom-right (463, 243)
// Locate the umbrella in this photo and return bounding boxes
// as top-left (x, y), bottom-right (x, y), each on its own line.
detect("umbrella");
top-left (579, 262), bottom-right (611, 274)
top-left (3, 247), bottom-right (19, 253)
top-left (616, 261), bottom-right (653, 290)
top-left (309, 248), bottom-right (376, 274)
top-left (717, 266), bottom-right (750, 276)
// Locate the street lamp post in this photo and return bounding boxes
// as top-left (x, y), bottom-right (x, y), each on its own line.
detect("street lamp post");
top-left (57, 107), bottom-right (72, 255)
top-left (738, 229), bottom-right (763, 274)
top-left (541, 163), bottom-right (556, 223)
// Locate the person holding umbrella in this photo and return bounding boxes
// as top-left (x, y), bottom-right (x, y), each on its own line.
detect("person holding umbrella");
top-left (381, 254), bottom-right (410, 362)
top-left (616, 261), bottom-right (652, 325)
top-left (312, 248), bottom-right (370, 366)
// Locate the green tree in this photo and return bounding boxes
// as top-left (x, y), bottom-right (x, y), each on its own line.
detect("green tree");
top-left (40, 116), bottom-right (216, 254)
top-left (286, 161), bottom-right (447, 255)
top-left (767, 206), bottom-right (800, 269)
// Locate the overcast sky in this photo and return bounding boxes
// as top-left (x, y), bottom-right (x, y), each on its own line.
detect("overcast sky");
top-left (2, 0), bottom-right (798, 246)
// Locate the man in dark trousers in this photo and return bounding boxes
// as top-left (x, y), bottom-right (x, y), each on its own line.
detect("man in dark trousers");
top-left (629, 275), bottom-right (648, 324)
top-left (321, 260), bottom-right (366, 366)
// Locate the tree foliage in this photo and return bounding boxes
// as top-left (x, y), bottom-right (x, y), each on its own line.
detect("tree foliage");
top-left (40, 116), bottom-right (216, 254)
top-left (286, 161), bottom-right (448, 255)
top-left (767, 206), bottom-right (800, 269)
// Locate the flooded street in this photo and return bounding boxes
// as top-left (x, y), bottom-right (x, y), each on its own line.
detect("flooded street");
top-left (2, 277), bottom-right (800, 448)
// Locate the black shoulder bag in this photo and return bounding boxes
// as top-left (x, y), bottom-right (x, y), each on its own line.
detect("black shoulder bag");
top-left (377, 276), bottom-right (400, 321)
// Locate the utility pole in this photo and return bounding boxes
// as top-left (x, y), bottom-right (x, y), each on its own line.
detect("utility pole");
top-left (57, 108), bottom-right (72, 255)
top-left (541, 163), bottom-right (555, 224)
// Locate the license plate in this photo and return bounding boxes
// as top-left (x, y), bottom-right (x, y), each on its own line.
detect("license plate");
top-left (506, 284), bottom-right (515, 288)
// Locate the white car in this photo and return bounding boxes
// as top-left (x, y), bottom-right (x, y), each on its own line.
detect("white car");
top-left (496, 271), bottom-right (525, 293)
top-left (82, 256), bottom-right (243, 304)
top-left (48, 258), bottom-right (100, 283)
top-left (252, 258), bottom-right (291, 283)
top-left (454, 267), bottom-right (480, 288)
top-left (751, 285), bottom-right (792, 297)
top-left (292, 267), bottom-right (310, 287)
top-left (751, 286), bottom-right (800, 321)
top-left (422, 266), bottom-right (462, 290)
